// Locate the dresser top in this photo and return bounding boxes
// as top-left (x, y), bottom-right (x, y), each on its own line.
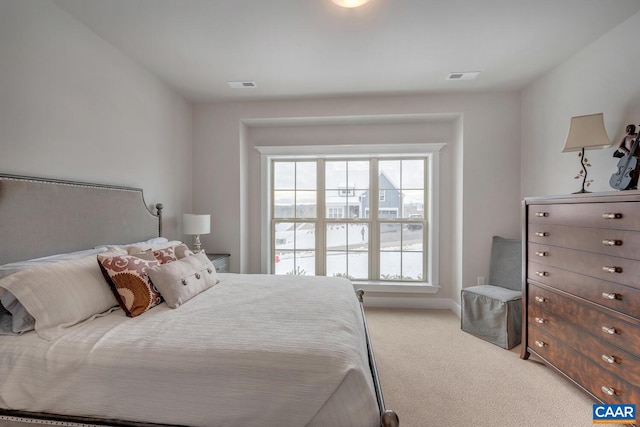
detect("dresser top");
top-left (524, 190), bottom-right (640, 205)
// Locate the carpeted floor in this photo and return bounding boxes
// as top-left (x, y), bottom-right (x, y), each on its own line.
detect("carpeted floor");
top-left (364, 307), bottom-right (622, 427)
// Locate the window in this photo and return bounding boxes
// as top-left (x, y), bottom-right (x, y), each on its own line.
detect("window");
top-left (328, 207), bottom-right (344, 218)
top-left (258, 143), bottom-right (443, 286)
top-left (339, 187), bottom-right (355, 197)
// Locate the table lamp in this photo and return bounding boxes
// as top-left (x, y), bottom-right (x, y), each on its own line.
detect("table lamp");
top-left (183, 213), bottom-right (210, 253)
top-left (562, 113), bottom-right (612, 193)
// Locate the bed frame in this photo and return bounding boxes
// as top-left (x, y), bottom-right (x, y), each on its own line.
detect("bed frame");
top-left (0, 174), bottom-right (399, 427)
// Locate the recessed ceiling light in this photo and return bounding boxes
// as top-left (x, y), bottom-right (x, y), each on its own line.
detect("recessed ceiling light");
top-left (331, 0), bottom-right (371, 8)
top-left (227, 81), bottom-right (257, 88)
top-left (447, 72), bottom-right (480, 80)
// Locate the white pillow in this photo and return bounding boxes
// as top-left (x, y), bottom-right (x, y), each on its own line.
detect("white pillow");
top-left (0, 254), bottom-right (120, 340)
top-left (0, 247), bottom-right (111, 280)
top-left (146, 251), bottom-right (220, 308)
top-left (125, 240), bottom-right (183, 255)
top-left (95, 236), bottom-right (169, 251)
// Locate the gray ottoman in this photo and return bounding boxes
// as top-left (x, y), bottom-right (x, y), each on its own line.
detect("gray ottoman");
top-left (460, 236), bottom-right (522, 350)
top-left (461, 285), bottom-right (522, 349)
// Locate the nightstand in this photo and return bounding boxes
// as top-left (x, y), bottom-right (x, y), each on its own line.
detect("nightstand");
top-left (206, 253), bottom-right (230, 273)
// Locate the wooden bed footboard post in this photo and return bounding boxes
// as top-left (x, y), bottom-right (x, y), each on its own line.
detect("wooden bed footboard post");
top-left (356, 289), bottom-right (400, 427)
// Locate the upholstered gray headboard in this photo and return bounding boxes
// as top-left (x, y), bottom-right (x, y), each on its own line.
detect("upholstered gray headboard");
top-left (0, 174), bottom-right (162, 265)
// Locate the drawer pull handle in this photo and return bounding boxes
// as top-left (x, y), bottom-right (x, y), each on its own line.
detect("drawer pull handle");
top-left (535, 212), bottom-right (549, 217)
top-left (602, 266), bottom-right (622, 274)
top-left (535, 251), bottom-right (548, 257)
top-left (602, 213), bottom-right (622, 219)
top-left (602, 292), bottom-right (618, 300)
top-left (534, 296), bottom-right (546, 303)
top-left (602, 239), bottom-right (622, 246)
top-left (534, 340), bottom-right (546, 348)
top-left (535, 232), bottom-right (548, 237)
top-left (535, 271), bottom-right (548, 277)
top-left (534, 317), bottom-right (546, 324)
top-left (601, 355), bottom-right (616, 364)
top-left (602, 326), bottom-right (617, 335)
top-left (601, 386), bottom-right (616, 396)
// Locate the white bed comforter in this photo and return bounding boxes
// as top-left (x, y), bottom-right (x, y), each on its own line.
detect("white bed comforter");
top-left (0, 274), bottom-right (379, 427)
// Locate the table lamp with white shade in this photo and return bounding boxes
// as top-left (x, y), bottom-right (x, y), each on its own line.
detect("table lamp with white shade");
top-left (183, 214), bottom-right (210, 253)
top-left (562, 113), bottom-right (612, 193)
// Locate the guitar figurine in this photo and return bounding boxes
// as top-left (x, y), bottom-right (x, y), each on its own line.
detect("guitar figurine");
top-left (610, 124), bottom-right (640, 190)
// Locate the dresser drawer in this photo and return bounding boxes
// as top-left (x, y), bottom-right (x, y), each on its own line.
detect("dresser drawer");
top-left (528, 261), bottom-right (640, 317)
top-left (528, 284), bottom-right (640, 357)
top-left (528, 326), bottom-right (640, 405)
top-left (528, 243), bottom-right (640, 290)
top-left (528, 224), bottom-right (640, 261)
top-left (528, 304), bottom-right (640, 387)
top-left (528, 202), bottom-right (640, 231)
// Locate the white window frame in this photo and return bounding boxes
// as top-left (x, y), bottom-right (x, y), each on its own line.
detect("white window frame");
top-left (256, 143), bottom-right (444, 293)
top-left (379, 190), bottom-right (386, 202)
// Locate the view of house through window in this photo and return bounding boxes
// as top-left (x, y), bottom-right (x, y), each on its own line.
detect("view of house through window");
top-left (272, 157), bottom-right (428, 282)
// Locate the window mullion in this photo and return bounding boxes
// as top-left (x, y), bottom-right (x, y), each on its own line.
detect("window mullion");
top-left (370, 158), bottom-right (380, 280)
top-left (317, 159), bottom-right (325, 276)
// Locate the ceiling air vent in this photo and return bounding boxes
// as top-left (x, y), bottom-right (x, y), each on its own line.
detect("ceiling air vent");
top-left (447, 72), bottom-right (480, 80)
top-left (227, 81), bottom-right (257, 88)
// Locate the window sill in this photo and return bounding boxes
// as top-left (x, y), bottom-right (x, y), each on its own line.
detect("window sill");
top-left (351, 281), bottom-right (441, 294)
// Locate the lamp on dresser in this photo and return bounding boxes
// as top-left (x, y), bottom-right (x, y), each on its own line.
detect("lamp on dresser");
top-left (183, 213), bottom-right (210, 253)
top-left (562, 113), bottom-right (612, 193)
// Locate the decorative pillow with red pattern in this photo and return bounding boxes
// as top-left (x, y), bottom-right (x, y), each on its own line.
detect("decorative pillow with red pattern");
top-left (153, 244), bottom-right (193, 264)
top-left (97, 255), bottom-right (163, 317)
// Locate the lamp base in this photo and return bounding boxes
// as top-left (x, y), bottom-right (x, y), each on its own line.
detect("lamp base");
top-left (192, 234), bottom-right (203, 253)
top-left (572, 189), bottom-right (591, 194)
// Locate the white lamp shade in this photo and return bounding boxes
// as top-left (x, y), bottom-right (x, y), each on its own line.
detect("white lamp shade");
top-left (331, 0), bottom-right (370, 8)
top-left (183, 214), bottom-right (210, 235)
top-left (562, 113), bottom-right (612, 152)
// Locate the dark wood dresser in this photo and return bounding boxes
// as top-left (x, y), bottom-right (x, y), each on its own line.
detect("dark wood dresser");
top-left (522, 192), bottom-right (640, 406)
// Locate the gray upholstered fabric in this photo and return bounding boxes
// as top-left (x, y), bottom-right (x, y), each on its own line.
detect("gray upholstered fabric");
top-left (460, 236), bottom-right (523, 349)
top-left (461, 286), bottom-right (522, 349)
top-left (488, 236), bottom-right (522, 291)
top-left (0, 175), bottom-right (160, 265)
top-left (462, 284), bottom-right (521, 302)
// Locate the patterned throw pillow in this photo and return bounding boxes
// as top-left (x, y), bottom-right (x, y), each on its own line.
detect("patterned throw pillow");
top-left (153, 244), bottom-right (193, 264)
top-left (97, 255), bottom-right (163, 317)
top-left (152, 247), bottom-right (179, 264)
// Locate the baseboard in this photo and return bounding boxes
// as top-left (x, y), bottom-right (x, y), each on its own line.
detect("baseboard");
top-left (363, 295), bottom-right (461, 317)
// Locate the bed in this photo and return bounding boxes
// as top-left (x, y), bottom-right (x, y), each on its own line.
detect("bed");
top-left (0, 174), bottom-right (399, 427)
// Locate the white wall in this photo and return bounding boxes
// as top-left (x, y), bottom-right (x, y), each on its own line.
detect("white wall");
top-left (0, 0), bottom-right (193, 239)
top-left (193, 92), bottom-right (521, 303)
top-left (0, 0), bottom-right (526, 307)
top-left (522, 11), bottom-right (640, 198)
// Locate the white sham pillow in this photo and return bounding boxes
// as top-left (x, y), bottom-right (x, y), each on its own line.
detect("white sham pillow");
top-left (125, 240), bottom-right (183, 255)
top-left (0, 246), bottom-right (111, 280)
top-left (95, 236), bottom-right (169, 252)
top-left (0, 254), bottom-right (120, 340)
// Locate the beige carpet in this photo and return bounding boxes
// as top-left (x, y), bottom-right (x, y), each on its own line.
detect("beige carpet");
top-left (365, 307), bottom-right (621, 427)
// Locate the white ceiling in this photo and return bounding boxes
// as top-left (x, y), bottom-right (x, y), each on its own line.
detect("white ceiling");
top-left (53, 0), bottom-right (640, 102)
